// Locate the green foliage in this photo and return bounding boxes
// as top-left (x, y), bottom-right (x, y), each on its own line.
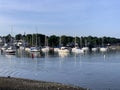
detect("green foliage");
top-left (4, 34), bottom-right (13, 43)
top-left (2, 33), bottom-right (120, 47)
top-left (25, 34), bottom-right (45, 46)
top-left (48, 35), bottom-right (59, 47)
top-left (15, 34), bottom-right (22, 40)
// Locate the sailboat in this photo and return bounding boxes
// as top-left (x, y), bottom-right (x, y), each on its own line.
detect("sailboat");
top-left (30, 33), bottom-right (40, 52)
top-left (92, 41), bottom-right (98, 52)
top-left (57, 36), bottom-right (70, 55)
top-left (92, 47), bottom-right (98, 52)
top-left (72, 36), bottom-right (84, 54)
top-left (41, 35), bottom-right (49, 53)
top-left (54, 36), bottom-right (61, 53)
top-left (99, 37), bottom-right (108, 52)
top-left (82, 39), bottom-right (89, 52)
top-left (5, 39), bottom-right (16, 55)
top-left (5, 27), bottom-right (16, 55)
top-left (1, 38), bottom-right (7, 51)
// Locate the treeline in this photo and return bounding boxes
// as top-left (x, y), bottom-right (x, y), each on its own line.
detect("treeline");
top-left (3, 34), bottom-right (120, 47)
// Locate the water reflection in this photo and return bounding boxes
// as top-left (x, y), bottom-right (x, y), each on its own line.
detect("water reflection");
top-left (11, 49), bottom-right (117, 59)
top-left (58, 52), bottom-right (69, 58)
top-left (0, 50), bottom-right (120, 90)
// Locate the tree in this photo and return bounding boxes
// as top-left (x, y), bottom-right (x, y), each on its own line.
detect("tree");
top-left (5, 34), bottom-right (12, 43)
top-left (15, 34), bottom-right (22, 40)
top-left (48, 35), bottom-right (59, 47)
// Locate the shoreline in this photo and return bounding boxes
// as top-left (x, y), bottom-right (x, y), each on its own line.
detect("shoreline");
top-left (0, 76), bottom-right (87, 90)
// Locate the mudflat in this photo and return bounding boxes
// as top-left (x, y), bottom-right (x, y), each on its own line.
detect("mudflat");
top-left (0, 77), bottom-right (86, 90)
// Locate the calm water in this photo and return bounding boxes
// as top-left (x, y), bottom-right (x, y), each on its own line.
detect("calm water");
top-left (0, 51), bottom-right (120, 90)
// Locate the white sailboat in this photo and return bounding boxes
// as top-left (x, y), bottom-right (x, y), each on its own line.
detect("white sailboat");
top-left (25, 47), bottom-right (31, 52)
top-left (100, 47), bottom-right (107, 52)
top-left (30, 47), bottom-right (40, 52)
top-left (25, 34), bottom-right (32, 52)
top-left (100, 37), bottom-right (108, 52)
top-left (1, 43), bottom-right (7, 51)
top-left (5, 27), bottom-right (16, 55)
top-left (54, 36), bottom-right (61, 53)
top-left (92, 41), bottom-right (98, 52)
top-left (82, 39), bottom-right (89, 52)
top-left (72, 36), bottom-right (84, 54)
top-left (72, 47), bottom-right (84, 54)
top-left (92, 47), bottom-right (98, 52)
top-left (30, 32), bottom-right (40, 52)
top-left (41, 35), bottom-right (50, 53)
top-left (57, 36), bottom-right (70, 55)
top-left (54, 47), bottom-right (59, 53)
top-left (58, 47), bottom-right (70, 53)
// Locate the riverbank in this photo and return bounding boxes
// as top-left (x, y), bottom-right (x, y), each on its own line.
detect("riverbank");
top-left (0, 77), bottom-right (87, 90)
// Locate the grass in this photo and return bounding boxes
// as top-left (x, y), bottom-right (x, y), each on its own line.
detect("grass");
top-left (0, 77), bottom-right (87, 90)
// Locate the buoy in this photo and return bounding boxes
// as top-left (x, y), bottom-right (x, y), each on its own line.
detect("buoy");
top-left (32, 53), bottom-right (34, 58)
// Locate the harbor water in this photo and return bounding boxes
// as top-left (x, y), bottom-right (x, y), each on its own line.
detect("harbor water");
top-left (0, 51), bottom-right (120, 90)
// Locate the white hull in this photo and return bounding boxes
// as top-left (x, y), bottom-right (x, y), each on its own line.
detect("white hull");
top-left (30, 47), bottom-right (40, 52)
top-left (92, 48), bottom-right (98, 52)
top-left (1, 47), bottom-right (6, 51)
top-left (19, 46), bottom-right (25, 50)
top-left (54, 48), bottom-right (59, 52)
top-left (58, 49), bottom-right (69, 53)
top-left (100, 47), bottom-right (108, 52)
top-left (72, 48), bottom-right (84, 53)
top-left (5, 49), bottom-right (16, 55)
top-left (58, 47), bottom-right (70, 54)
top-left (41, 47), bottom-right (49, 52)
top-left (82, 47), bottom-right (89, 52)
top-left (25, 48), bottom-right (30, 52)
top-left (30, 49), bottom-right (40, 52)
top-left (5, 46), bottom-right (16, 55)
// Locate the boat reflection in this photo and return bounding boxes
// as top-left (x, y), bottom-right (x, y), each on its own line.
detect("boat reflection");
top-left (58, 52), bottom-right (69, 58)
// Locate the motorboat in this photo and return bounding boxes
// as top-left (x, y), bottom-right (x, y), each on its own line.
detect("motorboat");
top-left (5, 46), bottom-right (16, 55)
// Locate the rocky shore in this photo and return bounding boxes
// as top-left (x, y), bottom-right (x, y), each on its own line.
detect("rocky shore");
top-left (0, 77), bottom-right (87, 90)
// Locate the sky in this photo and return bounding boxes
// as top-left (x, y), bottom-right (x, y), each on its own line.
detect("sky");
top-left (0, 0), bottom-right (120, 37)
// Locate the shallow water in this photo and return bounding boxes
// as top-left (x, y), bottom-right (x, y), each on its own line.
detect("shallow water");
top-left (0, 51), bottom-right (120, 90)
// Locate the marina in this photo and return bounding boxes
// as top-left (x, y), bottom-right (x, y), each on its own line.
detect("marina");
top-left (0, 33), bottom-right (119, 90)
top-left (1, 0), bottom-right (120, 90)
top-left (0, 48), bottom-right (120, 90)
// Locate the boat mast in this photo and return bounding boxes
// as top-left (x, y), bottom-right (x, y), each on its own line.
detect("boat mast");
top-left (102, 37), bottom-right (104, 47)
top-left (75, 36), bottom-right (76, 47)
top-left (85, 39), bottom-right (87, 47)
top-left (32, 34), bottom-right (34, 46)
top-left (59, 36), bottom-right (61, 47)
top-left (45, 35), bottom-right (46, 46)
top-left (10, 26), bottom-right (13, 46)
top-left (36, 27), bottom-right (38, 47)
top-left (80, 37), bottom-right (82, 48)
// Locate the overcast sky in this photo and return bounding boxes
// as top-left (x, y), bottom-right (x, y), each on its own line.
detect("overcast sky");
top-left (0, 0), bottom-right (120, 37)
